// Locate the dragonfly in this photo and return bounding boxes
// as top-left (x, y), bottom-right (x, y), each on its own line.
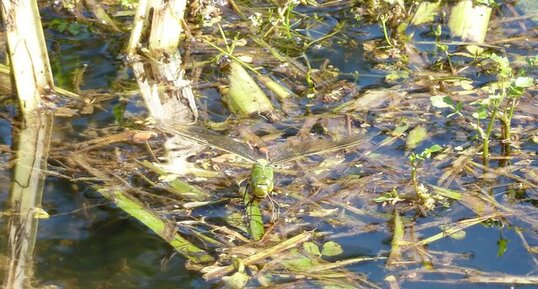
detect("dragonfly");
top-left (158, 121), bottom-right (371, 240)
top-left (158, 121), bottom-right (370, 200)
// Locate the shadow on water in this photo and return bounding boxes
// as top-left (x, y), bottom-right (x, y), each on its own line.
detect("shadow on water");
top-left (35, 182), bottom-right (199, 289)
top-left (0, 118), bottom-right (204, 288)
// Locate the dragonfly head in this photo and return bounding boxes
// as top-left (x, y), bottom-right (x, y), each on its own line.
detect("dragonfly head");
top-left (251, 159), bottom-right (274, 199)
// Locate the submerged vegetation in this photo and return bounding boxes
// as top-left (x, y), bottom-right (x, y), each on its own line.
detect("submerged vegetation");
top-left (0, 0), bottom-right (536, 288)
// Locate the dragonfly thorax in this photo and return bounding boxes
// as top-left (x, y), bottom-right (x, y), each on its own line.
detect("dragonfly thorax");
top-left (250, 159), bottom-right (274, 199)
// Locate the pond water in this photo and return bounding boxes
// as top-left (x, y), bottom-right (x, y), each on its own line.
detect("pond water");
top-left (0, 1), bottom-right (537, 289)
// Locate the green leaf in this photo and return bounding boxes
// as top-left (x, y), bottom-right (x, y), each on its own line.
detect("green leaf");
top-left (430, 95), bottom-right (454, 109)
top-left (222, 271), bottom-right (249, 289)
top-left (422, 144), bottom-right (443, 158)
top-left (113, 102), bottom-right (127, 124)
top-left (431, 185), bottom-right (462, 200)
top-left (406, 126), bottom-right (427, 149)
top-left (472, 106), bottom-right (488, 119)
top-left (436, 43), bottom-right (448, 52)
top-left (410, 1), bottom-right (441, 25)
top-left (303, 242), bottom-right (321, 256)
top-left (465, 45), bottom-right (484, 57)
top-left (527, 55), bottom-right (538, 67)
top-left (490, 53), bottom-right (512, 77)
top-left (373, 189), bottom-right (403, 204)
top-left (280, 254), bottom-right (318, 270)
top-left (67, 23), bottom-right (81, 35)
top-left (373, 194), bottom-right (391, 203)
top-left (409, 152), bottom-right (421, 162)
top-left (508, 85), bottom-right (524, 98)
top-left (33, 208), bottom-right (50, 219)
top-left (232, 257), bottom-right (245, 272)
top-left (490, 53), bottom-right (508, 68)
top-left (514, 76), bottom-right (534, 88)
top-left (227, 60), bottom-right (273, 115)
top-left (321, 241), bottom-right (344, 257)
top-left (57, 22), bottom-right (67, 33)
top-left (385, 70), bottom-right (409, 82)
top-left (449, 230), bottom-right (466, 240)
top-left (497, 236), bottom-right (509, 257)
top-left (447, 102), bottom-right (463, 118)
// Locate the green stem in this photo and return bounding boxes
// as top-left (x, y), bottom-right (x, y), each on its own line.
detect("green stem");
top-left (482, 107), bottom-right (498, 167)
top-left (203, 40), bottom-right (260, 75)
top-left (303, 21), bottom-right (344, 51)
top-left (285, 5), bottom-right (293, 39)
top-left (504, 98), bottom-right (517, 150)
top-left (500, 112), bottom-right (511, 159)
top-left (380, 16), bottom-right (394, 48)
top-left (444, 50), bottom-right (455, 74)
top-left (410, 162), bottom-right (420, 196)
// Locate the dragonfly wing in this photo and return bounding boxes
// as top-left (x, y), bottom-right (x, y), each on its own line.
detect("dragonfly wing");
top-left (270, 133), bottom-right (372, 164)
top-left (158, 121), bottom-right (264, 163)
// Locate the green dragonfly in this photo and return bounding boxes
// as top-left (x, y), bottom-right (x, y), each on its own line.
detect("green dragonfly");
top-left (158, 121), bottom-right (370, 240)
top-left (158, 121), bottom-right (369, 200)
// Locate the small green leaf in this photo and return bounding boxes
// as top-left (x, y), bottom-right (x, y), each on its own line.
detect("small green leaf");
top-left (441, 225), bottom-right (466, 240)
top-left (303, 242), bottom-right (321, 256)
top-left (410, 152), bottom-right (417, 160)
top-left (449, 230), bottom-right (466, 240)
top-left (465, 45), bottom-right (484, 56)
top-left (447, 102), bottom-right (463, 118)
top-left (490, 53), bottom-right (512, 77)
top-left (113, 102), bottom-right (127, 124)
top-left (422, 144), bottom-right (443, 158)
top-left (431, 185), bottom-right (462, 200)
top-left (280, 254), bottom-right (318, 270)
top-left (373, 194), bottom-right (391, 203)
top-left (373, 189), bottom-right (403, 204)
top-left (222, 271), bottom-right (249, 289)
top-left (33, 208), bottom-right (49, 219)
top-left (232, 257), bottom-right (245, 272)
top-left (497, 237), bottom-right (509, 257)
top-left (410, 1), bottom-right (440, 25)
top-left (430, 95), bottom-right (454, 109)
top-left (508, 85), bottom-right (524, 98)
top-left (67, 23), bottom-right (81, 35)
top-left (321, 241), bottom-right (343, 257)
top-left (406, 126), bottom-right (427, 149)
top-left (527, 55), bottom-right (538, 67)
top-left (514, 76), bottom-right (534, 88)
top-left (385, 70), bottom-right (409, 82)
top-left (472, 106), bottom-right (488, 119)
top-left (434, 24), bottom-right (442, 37)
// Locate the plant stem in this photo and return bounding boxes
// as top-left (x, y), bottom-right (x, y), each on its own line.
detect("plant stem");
top-left (380, 15), bottom-right (394, 48)
top-left (500, 112), bottom-right (511, 160)
top-left (482, 107), bottom-right (497, 167)
top-left (504, 98), bottom-right (517, 156)
top-left (285, 5), bottom-right (292, 39)
top-left (444, 50), bottom-right (455, 74)
top-left (410, 161), bottom-right (420, 196)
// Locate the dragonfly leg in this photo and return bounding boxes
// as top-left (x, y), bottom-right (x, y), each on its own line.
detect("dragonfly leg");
top-left (267, 194), bottom-right (280, 222)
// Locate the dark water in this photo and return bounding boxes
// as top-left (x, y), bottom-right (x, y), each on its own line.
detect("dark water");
top-left (0, 2), bottom-right (536, 289)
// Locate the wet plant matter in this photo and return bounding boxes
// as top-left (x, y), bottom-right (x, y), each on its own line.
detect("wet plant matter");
top-left (0, 0), bottom-right (536, 288)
